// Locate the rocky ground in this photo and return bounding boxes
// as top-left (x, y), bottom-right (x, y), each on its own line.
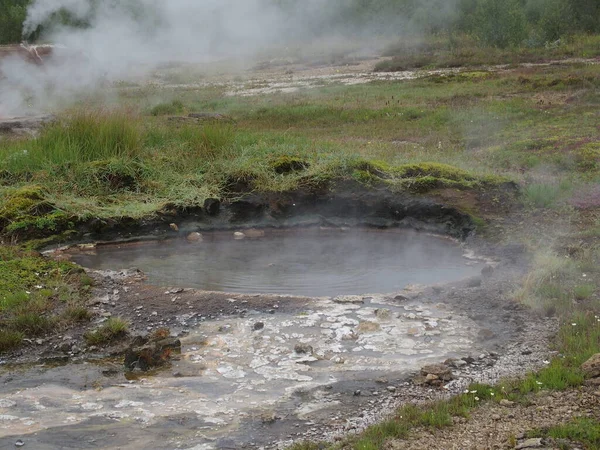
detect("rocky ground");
top-left (384, 386), bottom-right (600, 450)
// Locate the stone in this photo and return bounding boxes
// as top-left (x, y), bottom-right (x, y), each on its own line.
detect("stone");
top-left (14, 440), bottom-right (25, 447)
top-left (581, 353), bottom-right (600, 379)
top-left (186, 232), bottom-right (203, 242)
top-left (233, 232), bottom-right (245, 240)
top-left (244, 229), bottom-right (265, 238)
top-left (294, 343), bottom-right (313, 354)
top-left (124, 335), bottom-right (181, 371)
top-left (516, 438), bottom-right (544, 449)
top-left (481, 265), bottom-right (494, 276)
top-left (253, 322), bottom-right (265, 331)
top-left (421, 363), bottom-right (453, 381)
top-left (466, 276), bottom-right (482, 288)
top-left (500, 399), bottom-right (515, 407)
top-left (374, 308), bottom-right (391, 319)
top-left (169, 223), bottom-right (179, 232)
top-left (425, 373), bottom-right (439, 382)
top-left (386, 386), bottom-right (396, 393)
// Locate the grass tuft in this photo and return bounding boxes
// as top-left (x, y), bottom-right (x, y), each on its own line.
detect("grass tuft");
top-left (84, 317), bottom-right (129, 346)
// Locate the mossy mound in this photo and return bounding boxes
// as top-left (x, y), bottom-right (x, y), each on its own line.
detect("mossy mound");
top-left (0, 186), bottom-right (74, 240)
top-left (269, 156), bottom-right (310, 174)
top-left (349, 160), bottom-right (505, 194)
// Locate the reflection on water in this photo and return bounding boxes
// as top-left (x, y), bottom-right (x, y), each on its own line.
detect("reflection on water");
top-left (72, 229), bottom-right (482, 296)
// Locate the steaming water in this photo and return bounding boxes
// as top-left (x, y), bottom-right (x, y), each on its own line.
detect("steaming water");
top-left (72, 229), bottom-right (483, 296)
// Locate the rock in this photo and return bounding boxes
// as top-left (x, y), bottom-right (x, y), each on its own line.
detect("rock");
top-left (500, 399), bottom-right (515, 407)
top-left (203, 198), bottom-right (220, 216)
top-left (466, 276), bottom-right (482, 288)
top-left (421, 363), bottom-right (453, 381)
top-left (253, 322), bottom-right (265, 331)
top-left (581, 353), bottom-right (600, 379)
top-left (186, 232), bottom-right (203, 242)
top-left (394, 294), bottom-right (409, 301)
top-left (386, 386), bottom-right (396, 393)
top-left (516, 438), bottom-right (544, 449)
top-left (481, 265), bottom-right (494, 276)
top-left (491, 414), bottom-right (501, 421)
top-left (124, 335), bottom-right (181, 371)
top-left (14, 440), bottom-right (25, 447)
top-left (425, 373), bottom-right (439, 382)
top-left (374, 308), bottom-right (391, 319)
top-left (294, 343), bottom-right (313, 354)
top-left (169, 223), bottom-right (179, 232)
top-left (353, 390), bottom-right (361, 396)
top-left (233, 232), bottom-right (245, 240)
top-left (244, 229), bottom-right (265, 238)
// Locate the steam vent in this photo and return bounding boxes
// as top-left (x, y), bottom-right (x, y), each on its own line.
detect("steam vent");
top-left (1, 1), bottom-right (599, 449)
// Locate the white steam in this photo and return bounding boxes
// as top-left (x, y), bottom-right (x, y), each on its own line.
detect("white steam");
top-left (0, 0), bottom-right (406, 117)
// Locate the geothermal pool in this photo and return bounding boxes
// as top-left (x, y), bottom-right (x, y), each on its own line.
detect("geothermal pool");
top-left (71, 229), bottom-right (483, 296)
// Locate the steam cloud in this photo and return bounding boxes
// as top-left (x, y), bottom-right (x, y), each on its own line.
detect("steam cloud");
top-left (0, 0), bottom-right (407, 117)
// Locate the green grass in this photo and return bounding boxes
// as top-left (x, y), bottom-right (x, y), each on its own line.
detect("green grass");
top-left (528, 418), bottom-right (600, 449)
top-left (150, 100), bottom-right (185, 116)
top-left (84, 317), bottom-right (129, 346)
top-left (376, 34), bottom-right (600, 72)
top-left (0, 245), bottom-right (91, 352)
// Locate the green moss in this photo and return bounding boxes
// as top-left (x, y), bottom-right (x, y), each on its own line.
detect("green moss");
top-left (269, 155), bottom-right (310, 174)
top-left (0, 186), bottom-right (75, 239)
top-left (394, 162), bottom-right (476, 182)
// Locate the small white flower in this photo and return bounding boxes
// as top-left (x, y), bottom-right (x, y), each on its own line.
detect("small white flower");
top-left (572, 323), bottom-right (577, 326)
top-left (543, 360), bottom-right (550, 364)
top-left (470, 390), bottom-right (477, 394)
top-left (464, 389), bottom-right (469, 394)
top-left (490, 392), bottom-right (495, 396)
top-left (582, 274), bottom-right (587, 277)
top-left (536, 381), bottom-right (543, 385)
top-left (475, 396), bottom-right (480, 401)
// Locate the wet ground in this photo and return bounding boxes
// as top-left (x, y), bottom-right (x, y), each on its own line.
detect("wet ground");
top-left (0, 229), bottom-right (556, 449)
top-left (70, 229), bottom-right (484, 297)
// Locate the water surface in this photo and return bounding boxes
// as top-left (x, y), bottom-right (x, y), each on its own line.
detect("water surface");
top-left (72, 229), bottom-right (482, 296)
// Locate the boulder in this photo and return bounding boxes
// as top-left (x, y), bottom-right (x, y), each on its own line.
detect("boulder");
top-left (581, 353), bottom-right (600, 379)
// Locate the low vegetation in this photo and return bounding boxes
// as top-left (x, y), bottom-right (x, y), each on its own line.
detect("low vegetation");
top-left (83, 317), bottom-right (129, 346)
top-left (0, 245), bottom-right (92, 352)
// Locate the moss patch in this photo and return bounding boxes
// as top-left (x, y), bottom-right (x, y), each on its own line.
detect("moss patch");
top-left (0, 186), bottom-right (75, 240)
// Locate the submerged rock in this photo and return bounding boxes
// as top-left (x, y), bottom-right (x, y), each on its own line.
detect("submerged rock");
top-left (186, 232), bottom-right (203, 242)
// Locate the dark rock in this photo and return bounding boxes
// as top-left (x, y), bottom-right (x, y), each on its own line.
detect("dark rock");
top-left (466, 276), bottom-right (482, 288)
top-left (124, 335), bottom-right (181, 371)
top-left (481, 265), bottom-right (494, 276)
top-left (294, 343), bottom-right (313, 354)
top-left (253, 322), bottom-right (265, 331)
